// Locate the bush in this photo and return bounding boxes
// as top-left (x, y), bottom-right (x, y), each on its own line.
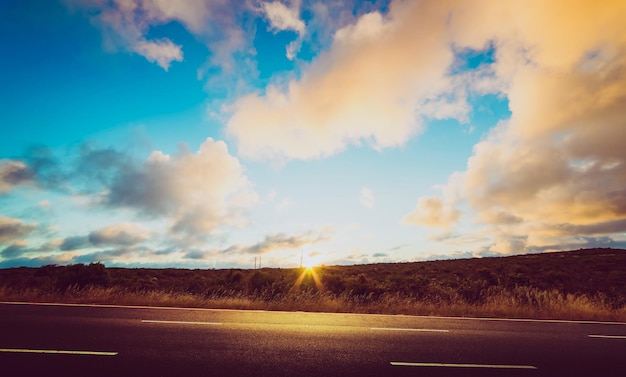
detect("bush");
top-left (56, 263), bottom-right (109, 291)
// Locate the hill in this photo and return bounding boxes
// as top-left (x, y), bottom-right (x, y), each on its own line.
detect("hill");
top-left (1, 248), bottom-right (625, 321)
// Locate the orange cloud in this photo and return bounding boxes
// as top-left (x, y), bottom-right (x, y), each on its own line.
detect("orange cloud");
top-left (400, 0), bottom-right (626, 253)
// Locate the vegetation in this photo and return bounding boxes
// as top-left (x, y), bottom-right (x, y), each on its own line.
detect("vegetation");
top-left (1, 248), bottom-right (626, 321)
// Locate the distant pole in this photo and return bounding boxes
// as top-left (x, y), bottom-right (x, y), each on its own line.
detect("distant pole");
top-left (300, 251), bottom-right (303, 269)
top-left (259, 256), bottom-right (262, 269)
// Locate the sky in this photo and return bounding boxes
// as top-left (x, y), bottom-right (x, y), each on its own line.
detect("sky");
top-left (1, 0), bottom-right (626, 269)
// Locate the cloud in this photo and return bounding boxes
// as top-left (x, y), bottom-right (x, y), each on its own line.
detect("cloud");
top-left (0, 216), bottom-right (37, 244)
top-left (71, 246), bottom-right (151, 264)
top-left (0, 159), bottom-right (33, 194)
top-left (262, 1), bottom-right (305, 34)
top-left (37, 200), bottom-right (51, 208)
top-left (88, 222), bottom-right (151, 246)
top-left (68, 0), bottom-right (251, 72)
top-left (275, 197), bottom-right (292, 212)
top-left (60, 236), bottom-right (90, 251)
top-left (73, 0), bottom-right (188, 70)
top-left (261, 0), bottom-right (305, 59)
top-left (226, 1), bottom-right (480, 161)
top-left (403, 196), bottom-right (461, 229)
top-left (1, 240), bottom-right (28, 258)
top-left (102, 138), bottom-right (257, 240)
top-left (404, 0), bottom-right (626, 254)
top-left (133, 39), bottom-right (183, 71)
top-left (10, 138), bottom-right (256, 246)
top-left (359, 187), bottom-right (375, 209)
top-left (221, 228), bottom-right (333, 255)
top-left (1, 238), bottom-right (63, 259)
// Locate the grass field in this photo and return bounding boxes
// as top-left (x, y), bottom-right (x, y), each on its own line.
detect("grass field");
top-left (1, 248), bottom-right (625, 321)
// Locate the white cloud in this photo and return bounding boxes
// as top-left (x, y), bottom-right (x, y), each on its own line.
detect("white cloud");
top-left (359, 187), bottom-right (375, 209)
top-left (261, 0), bottom-right (306, 60)
top-left (88, 222), bottom-right (151, 246)
top-left (262, 1), bottom-right (305, 34)
top-left (403, 196), bottom-right (461, 230)
top-left (103, 138), bottom-right (258, 241)
top-left (69, 0), bottom-right (249, 72)
top-left (275, 197), bottom-right (293, 212)
top-left (226, 1), bottom-right (480, 161)
top-left (134, 39), bottom-right (183, 71)
top-left (74, 0), bottom-right (189, 70)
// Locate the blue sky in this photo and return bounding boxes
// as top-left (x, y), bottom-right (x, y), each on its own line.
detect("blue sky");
top-left (2, 0), bottom-right (625, 269)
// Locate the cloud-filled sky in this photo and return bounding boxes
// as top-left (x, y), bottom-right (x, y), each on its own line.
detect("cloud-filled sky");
top-left (2, 0), bottom-right (626, 269)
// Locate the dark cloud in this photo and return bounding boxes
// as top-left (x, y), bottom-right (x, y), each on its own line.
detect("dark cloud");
top-left (553, 218), bottom-right (626, 237)
top-left (522, 236), bottom-right (626, 254)
top-left (184, 250), bottom-right (209, 260)
top-left (75, 144), bottom-right (133, 188)
top-left (0, 159), bottom-right (33, 194)
top-left (372, 252), bottom-right (388, 258)
top-left (0, 256), bottom-right (60, 268)
top-left (0, 216), bottom-right (37, 243)
top-left (388, 244), bottom-right (409, 251)
top-left (60, 236), bottom-right (90, 251)
top-left (71, 247), bottom-right (134, 264)
top-left (22, 145), bottom-right (67, 189)
top-left (1, 243), bottom-right (27, 258)
top-left (11, 139), bottom-right (256, 243)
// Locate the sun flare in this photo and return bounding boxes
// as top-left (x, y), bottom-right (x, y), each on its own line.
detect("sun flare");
top-left (301, 252), bottom-right (324, 269)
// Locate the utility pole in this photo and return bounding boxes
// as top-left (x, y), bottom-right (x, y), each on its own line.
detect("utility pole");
top-left (259, 256), bottom-right (262, 269)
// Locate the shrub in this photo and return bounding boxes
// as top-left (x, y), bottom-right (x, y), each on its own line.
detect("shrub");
top-left (56, 263), bottom-right (109, 291)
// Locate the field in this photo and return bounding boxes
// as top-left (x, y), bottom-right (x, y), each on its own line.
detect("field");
top-left (1, 248), bottom-right (626, 321)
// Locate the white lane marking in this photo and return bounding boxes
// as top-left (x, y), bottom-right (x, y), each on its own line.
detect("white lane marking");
top-left (589, 334), bottom-right (626, 339)
top-left (371, 327), bottom-right (449, 333)
top-left (0, 348), bottom-right (117, 356)
top-left (141, 320), bottom-right (222, 326)
top-left (391, 361), bottom-right (537, 370)
top-left (2, 301), bottom-right (626, 326)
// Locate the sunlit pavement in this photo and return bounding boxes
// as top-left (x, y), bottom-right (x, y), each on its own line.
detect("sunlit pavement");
top-left (1, 302), bottom-right (625, 376)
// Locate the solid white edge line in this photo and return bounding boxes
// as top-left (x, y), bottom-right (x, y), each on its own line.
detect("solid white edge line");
top-left (2, 301), bottom-right (626, 326)
top-left (589, 334), bottom-right (626, 339)
top-left (141, 320), bottom-right (222, 326)
top-left (390, 362), bottom-right (537, 370)
top-left (371, 327), bottom-right (449, 333)
top-left (0, 348), bottom-right (117, 356)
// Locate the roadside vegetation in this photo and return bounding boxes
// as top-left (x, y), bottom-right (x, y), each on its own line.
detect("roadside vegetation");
top-left (1, 248), bottom-right (625, 321)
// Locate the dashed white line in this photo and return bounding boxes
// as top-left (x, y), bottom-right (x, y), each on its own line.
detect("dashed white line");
top-left (141, 320), bottom-right (222, 326)
top-left (0, 348), bottom-right (117, 356)
top-left (589, 334), bottom-right (626, 339)
top-left (390, 361), bottom-right (537, 370)
top-left (371, 327), bottom-right (449, 333)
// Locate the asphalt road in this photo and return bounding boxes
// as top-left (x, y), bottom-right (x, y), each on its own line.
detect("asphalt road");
top-left (1, 302), bottom-right (625, 376)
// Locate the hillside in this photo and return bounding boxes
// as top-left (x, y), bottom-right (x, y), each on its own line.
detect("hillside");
top-left (1, 248), bottom-right (625, 321)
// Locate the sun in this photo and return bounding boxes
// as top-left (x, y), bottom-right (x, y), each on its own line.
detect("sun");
top-left (301, 252), bottom-right (324, 269)
top-left (291, 251), bottom-right (325, 292)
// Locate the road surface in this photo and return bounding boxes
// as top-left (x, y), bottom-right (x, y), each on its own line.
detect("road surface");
top-left (1, 301), bottom-right (625, 376)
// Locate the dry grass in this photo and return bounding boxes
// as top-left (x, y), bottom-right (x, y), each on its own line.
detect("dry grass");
top-left (2, 284), bottom-right (625, 322)
top-left (2, 248), bottom-right (625, 321)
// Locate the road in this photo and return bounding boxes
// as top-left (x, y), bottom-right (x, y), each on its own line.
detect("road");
top-left (1, 302), bottom-right (625, 376)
